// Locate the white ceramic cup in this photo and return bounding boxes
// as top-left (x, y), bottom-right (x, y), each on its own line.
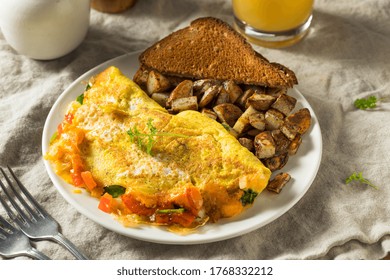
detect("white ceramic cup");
top-left (0, 0), bottom-right (91, 60)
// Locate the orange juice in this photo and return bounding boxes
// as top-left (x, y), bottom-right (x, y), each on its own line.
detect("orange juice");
top-left (233, 0), bottom-right (314, 32)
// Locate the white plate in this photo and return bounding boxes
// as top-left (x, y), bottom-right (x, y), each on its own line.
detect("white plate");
top-left (42, 51), bottom-right (322, 245)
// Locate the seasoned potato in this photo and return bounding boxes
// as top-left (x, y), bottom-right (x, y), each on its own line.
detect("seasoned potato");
top-left (265, 109), bottom-right (285, 130)
top-left (288, 134), bottom-right (302, 155)
top-left (246, 93), bottom-right (276, 111)
top-left (167, 80), bottom-right (193, 106)
top-left (285, 108), bottom-right (311, 135)
top-left (238, 137), bottom-right (254, 151)
top-left (233, 106), bottom-right (259, 134)
top-left (236, 88), bottom-right (255, 109)
top-left (171, 96), bottom-right (198, 113)
top-left (151, 92), bottom-right (170, 107)
top-left (223, 80), bottom-right (242, 103)
top-left (214, 87), bottom-right (231, 105)
top-left (280, 108), bottom-right (311, 140)
top-left (271, 129), bottom-right (291, 156)
top-left (262, 153), bottom-right (289, 171)
top-left (213, 103), bottom-right (243, 127)
top-left (267, 172), bottom-right (291, 194)
top-left (271, 94), bottom-right (297, 116)
top-left (254, 131), bottom-right (276, 159)
top-left (248, 112), bottom-right (265, 131)
top-left (201, 108), bottom-right (218, 120)
top-left (133, 68), bottom-right (149, 91)
top-left (199, 85), bottom-right (220, 108)
top-left (146, 70), bottom-right (171, 95)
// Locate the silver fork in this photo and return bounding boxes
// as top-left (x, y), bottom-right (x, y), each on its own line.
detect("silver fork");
top-left (0, 166), bottom-right (88, 260)
top-left (0, 213), bottom-right (50, 259)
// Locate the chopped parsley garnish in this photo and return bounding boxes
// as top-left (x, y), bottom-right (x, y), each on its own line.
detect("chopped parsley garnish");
top-left (103, 185), bottom-right (126, 198)
top-left (127, 118), bottom-right (189, 155)
top-left (76, 93), bottom-right (84, 104)
top-left (240, 189), bottom-right (258, 206)
top-left (155, 208), bottom-right (185, 214)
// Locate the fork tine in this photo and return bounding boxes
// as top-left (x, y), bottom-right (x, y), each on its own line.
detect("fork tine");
top-left (0, 167), bottom-right (39, 221)
top-left (0, 176), bottom-right (31, 225)
top-left (0, 182), bottom-right (19, 221)
top-left (0, 213), bottom-right (14, 231)
top-left (6, 166), bottom-right (49, 217)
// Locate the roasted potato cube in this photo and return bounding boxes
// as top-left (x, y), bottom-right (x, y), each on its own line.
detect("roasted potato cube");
top-left (165, 76), bottom-right (186, 87)
top-left (193, 79), bottom-right (220, 95)
top-left (151, 92), bottom-right (170, 108)
top-left (271, 94), bottom-right (297, 116)
top-left (232, 106), bottom-right (259, 134)
top-left (280, 123), bottom-right (296, 140)
top-left (267, 172), bottom-right (291, 194)
top-left (236, 88), bottom-right (255, 109)
top-left (171, 96), bottom-right (198, 113)
top-left (213, 103), bottom-right (243, 127)
top-left (266, 87), bottom-right (287, 98)
top-left (254, 131), bottom-right (276, 159)
top-left (280, 108), bottom-right (311, 140)
top-left (242, 85), bottom-right (267, 94)
top-left (238, 137), bottom-right (254, 151)
top-left (248, 112), bottom-right (265, 131)
top-left (133, 68), bottom-right (149, 90)
top-left (285, 108), bottom-right (312, 135)
top-left (146, 70), bottom-right (171, 95)
top-left (262, 153), bottom-right (289, 171)
top-left (246, 93), bottom-right (276, 111)
top-left (265, 108), bottom-right (285, 130)
top-left (201, 108), bottom-right (218, 120)
top-left (247, 128), bottom-right (262, 137)
top-left (288, 134), bottom-right (302, 155)
top-left (223, 80), bottom-right (242, 103)
top-left (214, 87), bottom-right (231, 105)
top-left (271, 129), bottom-right (291, 155)
top-left (166, 80), bottom-right (193, 107)
top-left (199, 84), bottom-right (220, 108)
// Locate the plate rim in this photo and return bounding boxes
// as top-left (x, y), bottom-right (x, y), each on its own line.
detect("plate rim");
top-left (42, 50), bottom-right (323, 245)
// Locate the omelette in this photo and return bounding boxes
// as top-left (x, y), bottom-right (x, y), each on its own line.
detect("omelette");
top-left (46, 66), bottom-right (271, 230)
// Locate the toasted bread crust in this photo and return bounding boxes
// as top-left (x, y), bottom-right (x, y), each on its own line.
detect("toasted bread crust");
top-left (139, 17), bottom-right (297, 88)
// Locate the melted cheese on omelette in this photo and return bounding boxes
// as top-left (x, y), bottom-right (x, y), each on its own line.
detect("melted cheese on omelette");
top-left (46, 66), bottom-right (271, 229)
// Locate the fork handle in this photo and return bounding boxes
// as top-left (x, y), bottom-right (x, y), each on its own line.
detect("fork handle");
top-left (52, 233), bottom-right (88, 260)
top-left (27, 247), bottom-right (51, 260)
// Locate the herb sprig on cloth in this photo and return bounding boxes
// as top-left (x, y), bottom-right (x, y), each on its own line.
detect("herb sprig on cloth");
top-left (345, 171), bottom-right (379, 190)
top-left (354, 96), bottom-right (387, 110)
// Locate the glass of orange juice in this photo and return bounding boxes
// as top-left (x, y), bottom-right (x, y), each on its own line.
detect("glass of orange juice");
top-left (232, 0), bottom-right (314, 48)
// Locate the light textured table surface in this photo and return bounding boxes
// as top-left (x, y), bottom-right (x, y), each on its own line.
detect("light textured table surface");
top-left (0, 0), bottom-right (389, 260)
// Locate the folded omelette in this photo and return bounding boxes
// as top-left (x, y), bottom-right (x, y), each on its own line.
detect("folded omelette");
top-left (46, 66), bottom-right (271, 230)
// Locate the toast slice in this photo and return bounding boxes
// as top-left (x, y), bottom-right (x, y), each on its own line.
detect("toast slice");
top-left (138, 17), bottom-right (297, 88)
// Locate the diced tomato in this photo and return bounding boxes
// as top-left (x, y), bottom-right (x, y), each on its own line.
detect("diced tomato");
top-left (80, 171), bottom-right (97, 191)
top-left (122, 194), bottom-right (155, 216)
top-left (71, 155), bottom-right (83, 173)
top-left (57, 123), bottom-right (63, 135)
top-left (155, 212), bottom-right (196, 227)
top-left (186, 186), bottom-right (203, 212)
top-left (170, 186), bottom-right (203, 215)
top-left (155, 213), bottom-right (171, 224)
top-left (171, 212), bottom-right (196, 227)
top-left (71, 172), bottom-right (84, 186)
top-left (65, 113), bottom-right (74, 124)
top-left (98, 193), bottom-right (117, 214)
